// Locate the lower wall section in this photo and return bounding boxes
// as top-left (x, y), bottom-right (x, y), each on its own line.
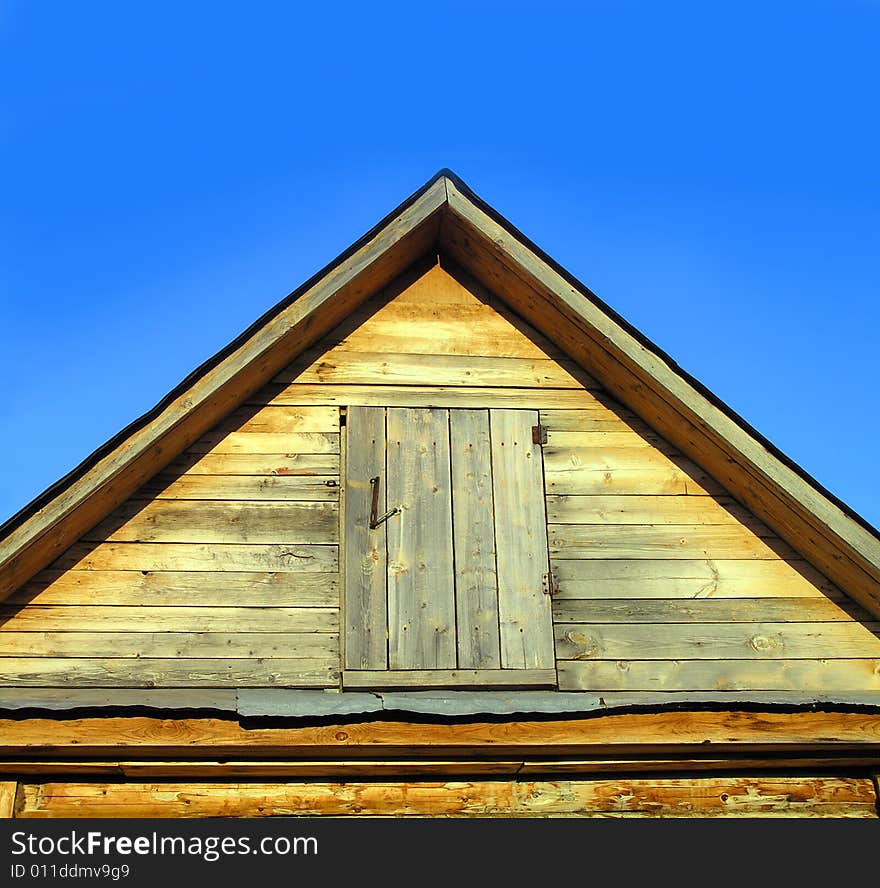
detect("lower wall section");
top-left (6, 776), bottom-right (878, 818)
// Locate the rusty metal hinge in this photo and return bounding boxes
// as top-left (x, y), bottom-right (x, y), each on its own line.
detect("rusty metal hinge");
top-left (542, 572), bottom-right (559, 596)
top-left (532, 424), bottom-right (548, 445)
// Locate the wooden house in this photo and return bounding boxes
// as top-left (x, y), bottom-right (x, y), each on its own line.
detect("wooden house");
top-left (1, 170), bottom-right (879, 818)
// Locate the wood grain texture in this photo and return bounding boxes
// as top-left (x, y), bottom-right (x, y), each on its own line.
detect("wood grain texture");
top-left (258, 385), bottom-right (605, 410)
top-left (163, 452), bottom-right (339, 476)
top-left (342, 669), bottom-right (557, 690)
top-left (548, 525), bottom-right (798, 560)
top-left (450, 410), bottom-right (500, 669)
top-left (188, 432), bottom-right (339, 455)
top-left (0, 632), bottom-right (339, 659)
top-left (558, 658), bottom-right (880, 693)
top-left (386, 408), bottom-right (456, 669)
top-left (16, 776), bottom-right (876, 818)
top-left (11, 570), bottom-right (337, 607)
top-left (138, 475), bottom-right (339, 501)
top-left (0, 658), bottom-right (339, 688)
top-left (51, 543), bottom-right (337, 573)
top-left (554, 622), bottom-right (880, 660)
top-left (85, 501), bottom-right (338, 545)
top-left (344, 406), bottom-right (388, 670)
top-left (0, 781), bottom-right (16, 818)
top-left (550, 559), bottom-right (844, 600)
top-left (0, 605), bottom-right (337, 632)
top-left (551, 598), bottom-right (868, 624)
top-left (491, 409), bottom-right (555, 670)
top-left (279, 351), bottom-right (595, 389)
top-left (3, 710), bottom-right (880, 756)
top-left (207, 406), bottom-right (340, 434)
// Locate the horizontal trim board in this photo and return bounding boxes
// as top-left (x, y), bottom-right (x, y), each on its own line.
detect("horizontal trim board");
top-left (16, 777), bottom-right (877, 818)
top-left (137, 475), bottom-right (340, 502)
top-left (342, 670), bottom-right (558, 690)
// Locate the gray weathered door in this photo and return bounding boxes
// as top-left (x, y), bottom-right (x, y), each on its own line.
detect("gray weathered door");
top-left (343, 406), bottom-right (556, 689)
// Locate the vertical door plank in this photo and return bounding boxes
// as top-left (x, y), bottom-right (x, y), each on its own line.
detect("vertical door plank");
top-left (344, 407), bottom-right (388, 670)
top-left (491, 409), bottom-right (556, 670)
top-left (387, 408), bottom-right (456, 669)
top-left (450, 410), bottom-right (501, 668)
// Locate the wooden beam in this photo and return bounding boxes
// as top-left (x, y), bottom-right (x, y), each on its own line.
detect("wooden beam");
top-left (16, 776), bottom-right (877, 818)
top-left (0, 178), bottom-right (445, 600)
top-left (441, 181), bottom-right (880, 617)
top-left (3, 711), bottom-right (880, 757)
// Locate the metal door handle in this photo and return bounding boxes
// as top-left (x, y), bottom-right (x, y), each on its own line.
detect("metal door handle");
top-left (369, 476), bottom-right (399, 529)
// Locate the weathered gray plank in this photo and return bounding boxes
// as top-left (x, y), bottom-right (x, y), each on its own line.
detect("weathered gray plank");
top-left (557, 658), bottom-right (880, 693)
top-left (344, 406), bottom-right (388, 670)
top-left (386, 408), bottom-right (456, 669)
top-left (450, 410), bottom-right (500, 669)
top-left (0, 632), bottom-right (340, 659)
top-left (342, 669), bottom-right (557, 690)
top-left (490, 409), bottom-right (555, 670)
top-left (85, 501), bottom-right (338, 545)
top-left (551, 598), bottom-right (869, 624)
top-left (0, 658), bottom-right (340, 688)
top-left (0, 689), bottom-right (238, 711)
top-left (554, 622), bottom-right (880, 661)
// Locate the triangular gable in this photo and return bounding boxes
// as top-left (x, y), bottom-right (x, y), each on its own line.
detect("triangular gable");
top-left (1, 169), bottom-right (878, 629)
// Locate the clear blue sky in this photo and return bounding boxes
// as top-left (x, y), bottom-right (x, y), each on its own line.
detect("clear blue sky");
top-left (1, 2), bottom-right (878, 529)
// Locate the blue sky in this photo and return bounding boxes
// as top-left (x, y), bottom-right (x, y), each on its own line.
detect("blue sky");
top-left (1, 1), bottom-right (878, 528)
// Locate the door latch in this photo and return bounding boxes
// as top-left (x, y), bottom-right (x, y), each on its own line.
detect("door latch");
top-left (369, 476), bottom-right (399, 529)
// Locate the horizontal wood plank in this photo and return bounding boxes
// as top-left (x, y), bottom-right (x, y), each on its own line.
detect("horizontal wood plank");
top-left (207, 406), bottom-right (339, 434)
top-left (188, 432), bottom-right (339, 455)
top-left (0, 631), bottom-right (338, 659)
top-left (550, 559), bottom-right (843, 599)
top-left (137, 475), bottom-right (339, 501)
top-left (0, 658), bottom-right (339, 688)
top-left (548, 525), bottom-right (798, 560)
top-left (12, 570), bottom-right (337, 607)
top-left (539, 407), bottom-right (645, 431)
top-left (558, 658), bottom-right (880, 693)
top-left (546, 495), bottom-right (768, 528)
top-left (554, 622), bottom-right (880, 660)
top-left (342, 669), bottom-right (558, 690)
top-left (85, 501), bottom-right (338, 545)
top-left (163, 452), bottom-right (339, 476)
top-left (551, 598), bottom-right (868, 624)
top-left (0, 605), bottom-right (337, 632)
top-left (277, 352), bottom-right (597, 389)
top-left (17, 776), bottom-right (876, 818)
top-left (257, 385), bottom-right (608, 410)
top-left (51, 543), bottom-right (338, 573)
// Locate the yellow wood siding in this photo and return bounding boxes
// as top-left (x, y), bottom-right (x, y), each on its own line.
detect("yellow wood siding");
top-left (2, 256), bottom-right (877, 694)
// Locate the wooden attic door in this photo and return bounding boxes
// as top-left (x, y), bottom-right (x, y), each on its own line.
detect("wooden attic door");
top-left (343, 406), bottom-right (557, 689)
